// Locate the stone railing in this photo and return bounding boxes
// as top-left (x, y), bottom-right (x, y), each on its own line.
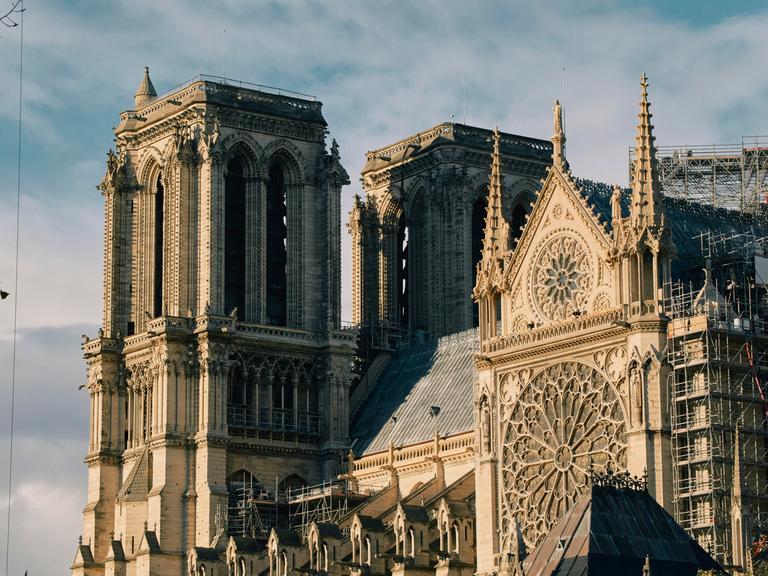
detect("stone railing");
top-left (481, 307), bottom-right (624, 354)
top-left (121, 75), bottom-right (319, 122)
top-left (353, 431), bottom-right (474, 474)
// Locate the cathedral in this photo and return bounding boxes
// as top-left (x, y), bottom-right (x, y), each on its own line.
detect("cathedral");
top-left (72, 69), bottom-right (767, 576)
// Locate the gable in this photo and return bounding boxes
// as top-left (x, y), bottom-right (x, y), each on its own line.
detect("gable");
top-left (502, 168), bottom-right (616, 332)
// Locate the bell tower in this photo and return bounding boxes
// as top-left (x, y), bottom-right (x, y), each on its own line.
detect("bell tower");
top-left (73, 70), bottom-right (354, 576)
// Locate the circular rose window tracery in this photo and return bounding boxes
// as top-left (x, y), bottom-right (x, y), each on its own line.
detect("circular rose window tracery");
top-left (501, 362), bottom-right (626, 549)
top-left (532, 234), bottom-right (593, 321)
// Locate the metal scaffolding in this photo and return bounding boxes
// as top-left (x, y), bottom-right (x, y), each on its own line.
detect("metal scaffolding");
top-left (227, 477), bottom-right (369, 541)
top-left (630, 136), bottom-right (768, 212)
top-left (665, 231), bottom-right (768, 568)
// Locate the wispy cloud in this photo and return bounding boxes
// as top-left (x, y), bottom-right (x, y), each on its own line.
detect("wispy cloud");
top-left (0, 1), bottom-right (766, 573)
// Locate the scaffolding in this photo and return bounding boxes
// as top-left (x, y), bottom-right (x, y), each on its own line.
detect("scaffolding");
top-left (227, 477), bottom-right (370, 541)
top-left (630, 136), bottom-right (768, 212)
top-left (666, 231), bottom-right (768, 568)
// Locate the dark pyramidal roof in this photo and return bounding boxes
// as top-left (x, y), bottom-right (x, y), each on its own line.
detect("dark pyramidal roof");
top-left (523, 483), bottom-right (723, 576)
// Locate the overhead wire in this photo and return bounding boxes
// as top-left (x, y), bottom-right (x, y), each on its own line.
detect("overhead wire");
top-left (5, 1), bottom-right (24, 575)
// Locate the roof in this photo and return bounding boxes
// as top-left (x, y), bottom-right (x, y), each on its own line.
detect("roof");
top-left (523, 484), bottom-right (723, 576)
top-left (362, 123), bottom-right (552, 174)
top-left (400, 505), bottom-right (430, 525)
top-left (194, 547), bottom-right (220, 562)
top-left (135, 66), bottom-right (158, 100)
top-left (117, 446), bottom-right (149, 501)
top-left (231, 536), bottom-right (263, 554)
top-left (357, 515), bottom-right (386, 532)
top-left (316, 523), bottom-right (343, 539)
top-left (273, 528), bottom-right (302, 547)
top-left (575, 178), bottom-right (767, 282)
top-left (351, 328), bottom-right (478, 454)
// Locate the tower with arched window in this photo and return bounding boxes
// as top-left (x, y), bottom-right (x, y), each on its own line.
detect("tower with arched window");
top-left (75, 69), bottom-right (354, 575)
top-left (350, 123), bottom-right (551, 350)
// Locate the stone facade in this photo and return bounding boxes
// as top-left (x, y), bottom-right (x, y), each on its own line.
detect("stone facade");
top-left (350, 124), bottom-right (551, 344)
top-left (73, 70), bottom-right (355, 576)
top-left (472, 78), bottom-right (673, 574)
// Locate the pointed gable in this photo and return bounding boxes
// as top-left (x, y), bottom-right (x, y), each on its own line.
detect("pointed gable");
top-left (499, 107), bottom-right (616, 331)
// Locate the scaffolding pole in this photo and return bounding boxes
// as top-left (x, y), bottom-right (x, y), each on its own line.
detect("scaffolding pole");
top-left (666, 231), bottom-right (768, 569)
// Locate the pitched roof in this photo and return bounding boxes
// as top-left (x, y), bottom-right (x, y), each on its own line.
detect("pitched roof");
top-left (574, 178), bottom-right (765, 282)
top-left (351, 328), bottom-right (478, 454)
top-left (231, 536), bottom-right (263, 554)
top-left (357, 515), bottom-right (386, 532)
top-left (117, 446), bottom-right (149, 501)
top-left (523, 484), bottom-right (723, 576)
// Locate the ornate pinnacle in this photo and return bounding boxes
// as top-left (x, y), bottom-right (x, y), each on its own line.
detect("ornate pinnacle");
top-left (552, 99), bottom-right (566, 169)
top-left (631, 74), bottom-right (662, 228)
top-left (479, 127), bottom-right (509, 275)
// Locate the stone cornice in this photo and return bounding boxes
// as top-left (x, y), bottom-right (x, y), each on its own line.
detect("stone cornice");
top-left (363, 151), bottom-right (549, 192)
top-left (479, 308), bottom-right (630, 365)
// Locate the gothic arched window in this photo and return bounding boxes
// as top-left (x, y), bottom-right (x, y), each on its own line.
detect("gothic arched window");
top-left (397, 212), bottom-right (409, 329)
top-left (266, 164), bottom-right (288, 326)
top-left (225, 157), bottom-right (247, 319)
top-left (153, 173), bottom-right (164, 318)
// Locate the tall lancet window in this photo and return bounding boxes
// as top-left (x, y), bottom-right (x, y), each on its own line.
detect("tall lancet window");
top-left (225, 157), bottom-right (247, 318)
top-left (471, 194), bottom-right (488, 327)
top-left (397, 212), bottom-right (409, 329)
top-left (266, 164), bottom-right (288, 326)
top-left (153, 173), bottom-right (164, 318)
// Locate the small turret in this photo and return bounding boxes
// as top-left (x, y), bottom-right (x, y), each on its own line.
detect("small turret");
top-left (134, 66), bottom-right (157, 109)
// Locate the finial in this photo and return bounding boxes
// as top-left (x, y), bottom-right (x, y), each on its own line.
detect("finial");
top-left (78, 535), bottom-right (83, 546)
top-left (552, 99), bottom-right (566, 169)
top-left (631, 73), bottom-right (662, 228)
top-left (643, 554), bottom-right (651, 576)
top-left (143, 520), bottom-right (149, 532)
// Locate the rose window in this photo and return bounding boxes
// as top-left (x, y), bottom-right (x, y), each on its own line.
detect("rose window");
top-left (532, 234), bottom-right (593, 321)
top-left (501, 362), bottom-right (626, 548)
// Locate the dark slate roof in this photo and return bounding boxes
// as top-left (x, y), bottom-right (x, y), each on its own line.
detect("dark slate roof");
top-left (523, 484), bottom-right (723, 576)
top-left (194, 547), bottom-right (220, 562)
top-left (273, 528), bottom-right (302, 547)
top-left (401, 505), bottom-right (430, 525)
top-left (231, 536), bottom-right (263, 554)
top-left (575, 178), bottom-right (767, 283)
top-left (108, 540), bottom-right (126, 562)
top-left (117, 446), bottom-right (149, 501)
top-left (351, 329), bottom-right (478, 455)
top-left (140, 531), bottom-right (161, 554)
top-left (357, 515), bottom-right (386, 532)
top-left (316, 523), bottom-right (343, 539)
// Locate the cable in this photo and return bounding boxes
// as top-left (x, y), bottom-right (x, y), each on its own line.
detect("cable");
top-left (5, 1), bottom-right (23, 574)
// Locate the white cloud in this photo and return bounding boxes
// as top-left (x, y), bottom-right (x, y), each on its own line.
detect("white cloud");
top-left (0, 1), bottom-right (767, 572)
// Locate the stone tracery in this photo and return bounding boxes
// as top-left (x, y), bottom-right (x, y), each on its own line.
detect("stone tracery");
top-left (501, 361), bottom-right (627, 547)
top-left (531, 233), bottom-right (594, 321)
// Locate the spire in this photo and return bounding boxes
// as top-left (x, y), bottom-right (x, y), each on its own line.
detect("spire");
top-left (480, 127), bottom-right (510, 268)
top-left (134, 66), bottom-right (157, 109)
top-left (733, 423), bottom-right (743, 501)
top-left (631, 74), bottom-right (662, 228)
top-left (552, 99), bottom-right (566, 169)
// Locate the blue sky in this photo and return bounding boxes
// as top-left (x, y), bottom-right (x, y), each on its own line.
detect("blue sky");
top-left (0, 1), bottom-right (767, 573)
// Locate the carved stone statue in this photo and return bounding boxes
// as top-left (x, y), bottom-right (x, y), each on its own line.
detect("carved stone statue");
top-left (480, 398), bottom-right (491, 455)
top-left (630, 362), bottom-right (643, 425)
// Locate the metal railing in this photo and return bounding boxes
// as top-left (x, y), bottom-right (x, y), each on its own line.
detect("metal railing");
top-left (227, 405), bottom-right (320, 435)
